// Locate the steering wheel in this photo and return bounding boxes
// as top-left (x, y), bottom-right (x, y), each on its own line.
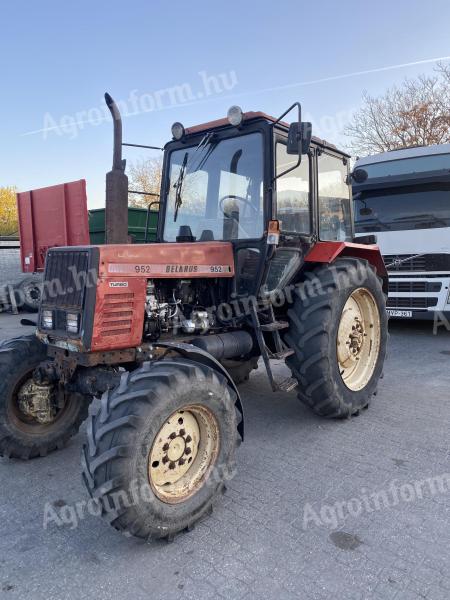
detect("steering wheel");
top-left (218, 195), bottom-right (260, 217)
top-left (218, 195), bottom-right (259, 239)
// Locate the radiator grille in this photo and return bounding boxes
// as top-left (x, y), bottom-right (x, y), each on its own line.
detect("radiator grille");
top-left (384, 254), bottom-right (450, 272)
top-left (387, 297), bottom-right (438, 309)
top-left (388, 281), bottom-right (442, 294)
top-left (100, 293), bottom-right (134, 336)
top-left (42, 249), bottom-right (91, 309)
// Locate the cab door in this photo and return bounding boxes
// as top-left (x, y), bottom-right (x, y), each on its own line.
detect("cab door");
top-left (263, 135), bottom-right (315, 292)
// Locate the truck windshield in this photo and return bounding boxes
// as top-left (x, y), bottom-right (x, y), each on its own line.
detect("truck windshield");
top-left (163, 132), bottom-right (264, 241)
top-left (354, 184), bottom-right (450, 232)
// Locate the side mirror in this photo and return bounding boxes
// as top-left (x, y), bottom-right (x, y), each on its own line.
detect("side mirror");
top-left (286, 122), bottom-right (301, 155)
top-left (300, 122), bottom-right (312, 155)
top-left (352, 168), bottom-right (368, 183)
top-left (286, 121), bottom-right (312, 156)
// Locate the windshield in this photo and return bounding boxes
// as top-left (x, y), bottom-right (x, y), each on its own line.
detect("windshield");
top-left (354, 184), bottom-right (450, 232)
top-left (163, 132), bottom-right (264, 241)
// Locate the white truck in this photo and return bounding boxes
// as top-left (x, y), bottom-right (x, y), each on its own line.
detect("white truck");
top-left (353, 144), bottom-right (450, 321)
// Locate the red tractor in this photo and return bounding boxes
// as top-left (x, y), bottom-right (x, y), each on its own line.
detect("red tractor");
top-left (0, 97), bottom-right (388, 540)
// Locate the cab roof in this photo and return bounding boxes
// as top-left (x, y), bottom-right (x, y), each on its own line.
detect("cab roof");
top-left (184, 111), bottom-right (349, 157)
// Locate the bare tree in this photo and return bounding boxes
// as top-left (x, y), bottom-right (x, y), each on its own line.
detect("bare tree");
top-left (128, 156), bottom-right (163, 207)
top-left (345, 63), bottom-right (450, 156)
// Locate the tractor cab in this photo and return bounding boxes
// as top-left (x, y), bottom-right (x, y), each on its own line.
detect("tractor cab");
top-left (158, 104), bottom-right (354, 296)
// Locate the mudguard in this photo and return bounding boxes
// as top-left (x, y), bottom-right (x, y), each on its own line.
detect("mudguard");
top-left (153, 341), bottom-right (245, 441)
top-left (305, 241), bottom-right (388, 292)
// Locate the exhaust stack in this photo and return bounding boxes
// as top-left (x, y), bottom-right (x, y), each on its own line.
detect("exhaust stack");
top-left (104, 93), bottom-right (129, 244)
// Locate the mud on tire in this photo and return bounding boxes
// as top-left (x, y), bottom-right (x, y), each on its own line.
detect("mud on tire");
top-left (284, 258), bottom-right (388, 418)
top-left (0, 335), bottom-right (90, 459)
top-left (81, 359), bottom-right (240, 541)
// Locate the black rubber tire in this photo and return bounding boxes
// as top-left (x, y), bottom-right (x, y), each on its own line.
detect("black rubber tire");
top-left (284, 258), bottom-right (388, 418)
top-left (0, 335), bottom-right (90, 459)
top-left (220, 356), bottom-right (259, 385)
top-left (81, 358), bottom-right (240, 540)
top-left (15, 277), bottom-right (42, 313)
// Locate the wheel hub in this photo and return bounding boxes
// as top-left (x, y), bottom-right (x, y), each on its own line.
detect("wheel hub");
top-left (337, 288), bottom-right (381, 391)
top-left (149, 406), bottom-right (220, 504)
top-left (17, 379), bottom-right (57, 424)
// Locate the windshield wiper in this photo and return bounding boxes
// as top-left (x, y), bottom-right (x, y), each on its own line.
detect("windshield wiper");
top-left (173, 152), bottom-right (188, 222)
top-left (172, 134), bottom-right (219, 222)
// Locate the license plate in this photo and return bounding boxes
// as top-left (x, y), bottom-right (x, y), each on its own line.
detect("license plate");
top-left (387, 309), bottom-right (413, 318)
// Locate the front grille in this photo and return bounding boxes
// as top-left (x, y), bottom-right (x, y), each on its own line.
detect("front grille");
top-left (42, 249), bottom-right (92, 309)
top-left (387, 297), bottom-right (438, 309)
top-left (388, 281), bottom-right (442, 294)
top-left (99, 293), bottom-right (134, 336)
top-left (384, 254), bottom-right (450, 272)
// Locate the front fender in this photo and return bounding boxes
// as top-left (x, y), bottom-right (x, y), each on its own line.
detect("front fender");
top-left (153, 341), bottom-right (245, 441)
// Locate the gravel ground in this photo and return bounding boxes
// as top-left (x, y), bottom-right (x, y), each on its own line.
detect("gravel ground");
top-left (0, 313), bottom-right (449, 600)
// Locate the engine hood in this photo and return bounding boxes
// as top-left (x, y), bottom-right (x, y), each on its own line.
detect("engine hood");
top-left (96, 241), bottom-right (235, 278)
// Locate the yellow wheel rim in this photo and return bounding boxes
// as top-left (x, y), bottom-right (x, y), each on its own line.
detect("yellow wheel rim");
top-left (337, 288), bottom-right (381, 391)
top-left (148, 405), bottom-right (220, 504)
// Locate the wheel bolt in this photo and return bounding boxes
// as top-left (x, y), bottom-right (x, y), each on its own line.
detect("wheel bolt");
top-left (169, 432), bottom-right (177, 440)
top-left (185, 435), bottom-right (192, 443)
top-left (162, 456), bottom-right (169, 464)
top-left (179, 458), bottom-right (185, 466)
top-left (162, 443), bottom-right (170, 451)
top-left (169, 461), bottom-right (176, 470)
top-left (179, 429), bottom-right (186, 436)
top-left (185, 447), bottom-right (192, 455)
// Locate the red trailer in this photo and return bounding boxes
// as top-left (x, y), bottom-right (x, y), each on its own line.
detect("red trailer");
top-left (17, 179), bottom-right (90, 273)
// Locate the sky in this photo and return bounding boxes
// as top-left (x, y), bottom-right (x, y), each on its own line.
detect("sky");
top-left (1, 0), bottom-right (450, 208)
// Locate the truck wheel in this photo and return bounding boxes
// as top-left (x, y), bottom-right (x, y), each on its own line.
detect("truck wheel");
top-left (0, 336), bottom-right (90, 459)
top-left (284, 258), bottom-right (387, 418)
top-left (221, 356), bottom-right (259, 385)
top-left (81, 359), bottom-right (240, 540)
top-left (15, 277), bottom-right (42, 312)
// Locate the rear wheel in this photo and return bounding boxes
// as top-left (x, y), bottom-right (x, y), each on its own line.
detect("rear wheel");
top-left (0, 335), bottom-right (90, 459)
top-left (284, 258), bottom-right (387, 418)
top-left (81, 359), bottom-right (240, 540)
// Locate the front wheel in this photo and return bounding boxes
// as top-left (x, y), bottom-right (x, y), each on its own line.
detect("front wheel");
top-left (81, 359), bottom-right (240, 540)
top-left (0, 336), bottom-right (90, 459)
top-left (284, 258), bottom-right (388, 418)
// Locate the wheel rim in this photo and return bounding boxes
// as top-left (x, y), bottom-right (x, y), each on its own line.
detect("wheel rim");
top-left (337, 287), bottom-right (381, 391)
top-left (148, 405), bottom-right (220, 504)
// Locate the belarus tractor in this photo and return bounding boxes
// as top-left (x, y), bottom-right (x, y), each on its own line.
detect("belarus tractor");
top-left (0, 96), bottom-right (388, 540)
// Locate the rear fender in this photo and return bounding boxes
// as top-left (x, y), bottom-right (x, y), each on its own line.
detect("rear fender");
top-left (305, 241), bottom-right (388, 293)
top-left (153, 341), bottom-right (245, 441)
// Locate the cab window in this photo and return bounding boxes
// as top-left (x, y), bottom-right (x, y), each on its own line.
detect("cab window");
top-left (276, 143), bottom-right (311, 234)
top-left (318, 153), bottom-right (352, 241)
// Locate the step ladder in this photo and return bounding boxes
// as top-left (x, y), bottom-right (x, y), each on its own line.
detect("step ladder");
top-left (249, 303), bottom-right (298, 392)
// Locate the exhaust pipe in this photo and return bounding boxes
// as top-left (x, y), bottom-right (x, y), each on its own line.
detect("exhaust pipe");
top-left (104, 93), bottom-right (129, 244)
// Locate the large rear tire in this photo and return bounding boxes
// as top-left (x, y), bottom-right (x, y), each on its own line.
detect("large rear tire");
top-left (284, 258), bottom-right (387, 418)
top-left (0, 335), bottom-right (90, 459)
top-left (81, 359), bottom-right (240, 540)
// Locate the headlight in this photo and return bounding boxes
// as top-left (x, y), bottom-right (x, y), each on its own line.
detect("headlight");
top-left (66, 313), bottom-right (80, 334)
top-left (41, 310), bottom-right (53, 329)
top-left (171, 122), bottom-right (185, 141)
top-left (227, 105), bottom-right (244, 126)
